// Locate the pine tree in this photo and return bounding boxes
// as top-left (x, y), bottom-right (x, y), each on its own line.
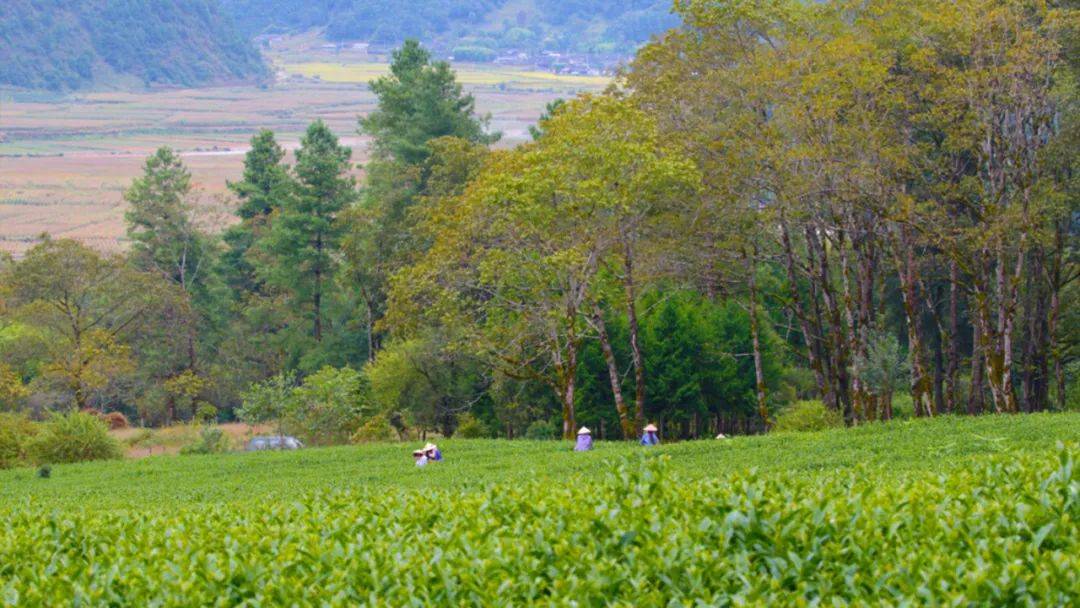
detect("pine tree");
top-left (222, 129), bottom-right (292, 296)
top-left (261, 121), bottom-right (355, 342)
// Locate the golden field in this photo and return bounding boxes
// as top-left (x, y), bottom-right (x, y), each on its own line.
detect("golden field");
top-left (0, 52), bottom-right (601, 257)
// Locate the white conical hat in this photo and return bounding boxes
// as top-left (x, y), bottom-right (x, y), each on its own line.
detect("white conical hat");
top-left (643, 423), bottom-right (658, 432)
top-left (577, 426), bottom-right (591, 435)
top-left (412, 449), bottom-right (425, 456)
top-left (423, 443), bottom-right (437, 451)
top-left (715, 433), bottom-right (727, 440)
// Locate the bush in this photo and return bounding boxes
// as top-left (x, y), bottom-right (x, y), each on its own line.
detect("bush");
top-left (28, 411), bottom-right (123, 464)
top-left (194, 402), bottom-right (218, 424)
top-left (0, 413), bottom-right (40, 469)
top-left (80, 408), bottom-right (130, 430)
top-left (350, 414), bottom-right (396, 443)
top-left (524, 419), bottom-right (557, 440)
top-left (103, 411), bottom-right (129, 430)
top-left (891, 393), bottom-right (915, 419)
top-left (180, 427), bottom-right (230, 455)
top-left (455, 413), bottom-right (489, 438)
top-left (772, 400), bottom-right (845, 433)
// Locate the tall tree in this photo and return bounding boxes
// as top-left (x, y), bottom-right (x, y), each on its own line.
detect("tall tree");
top-left (345, 40), bottom-right (499, 360)
top-left (261, 121), bottom-right (355, 343)
top-left (359, 39), bottom-right (498, 166)
top-left (3, 239), bottom-right (160, 409)
top-left (222, 129), bottom-right (293, 297)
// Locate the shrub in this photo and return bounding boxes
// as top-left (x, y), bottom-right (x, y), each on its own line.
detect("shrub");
top-left (524, 419), bottom-right (557, 440)
top-left (194, 402), bottom-right (218, 424)
top-left (455, 413), bottom-right (489, 438)
top-left (28, 411), bottom-right (123, 464)
top-left (103, 411), bottom-right (129, 430)
top-left (350, 414), bottom-right (396, 443)
top-left (180, 427), bottom-right (230, 455)
top-left (891, 393), bottom-right (915, 420)
top-left (772, 400), bottom-right (844, 433)
top-left (0, 412), bottom-right (39, 469)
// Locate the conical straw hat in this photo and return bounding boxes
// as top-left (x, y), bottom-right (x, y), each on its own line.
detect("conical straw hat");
top-left (577, 426), bottom-right (591, 435)
top-left (643, 423), bottom-right (658, 432)
top-left (423, 443), bottom-right (437, 451)
top-left (412, 449), bottom-right (425, 456)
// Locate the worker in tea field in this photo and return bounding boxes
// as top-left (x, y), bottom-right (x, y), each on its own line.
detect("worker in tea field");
top-left (574, 427), bottom-right (593, 451)
top-left (640, 423), bottom-right (660, 446)
top-left (413, 449), bottom-right (428, 467)
top-left (424, 443), bottom-right (443, 461)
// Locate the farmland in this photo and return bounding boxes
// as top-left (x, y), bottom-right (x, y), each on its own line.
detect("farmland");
top-left (0, 60), bottom-right (603, 257)
top-left (0, 414), bottom-right (1077, 604)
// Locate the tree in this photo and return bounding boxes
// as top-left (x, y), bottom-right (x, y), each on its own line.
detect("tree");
top-left (260, 121), bottom-right (355, 343)
top-left (346, 40), bottom-right (499, 360)
top-left (124, 147), bottom-right (212, 377)
top-left (125, 147), bottom-right (210, 295)
top-left (222, 129), bottom-right (293, 297)
top-left (387, 95), bottom-right (697, 438)
top-left (3, 239), bottom-right (160, 409)
top-left (359, 39), bottom-right (498, 166)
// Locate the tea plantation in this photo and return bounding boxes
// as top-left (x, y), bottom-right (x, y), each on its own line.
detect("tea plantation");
top-left (1, 413), bottom-right (1077, 605)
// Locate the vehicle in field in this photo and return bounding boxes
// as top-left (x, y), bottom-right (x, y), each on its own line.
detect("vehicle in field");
top-left (246, 436), bottom-right (303, 451)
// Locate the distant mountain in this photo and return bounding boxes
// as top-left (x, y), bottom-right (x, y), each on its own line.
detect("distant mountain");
top-left (221, 0), bottom-right (679, 59)
top-left (0, 0), bottom-right (268, 91)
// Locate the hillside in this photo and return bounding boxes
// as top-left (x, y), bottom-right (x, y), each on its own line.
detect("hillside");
top-left (0, 0), bottom-right (268, 91)
top-left (223, 0), bottom-right (678, 60)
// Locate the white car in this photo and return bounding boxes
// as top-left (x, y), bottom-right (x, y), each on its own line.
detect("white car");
top-left (246, 436), bottom-right (304, 451)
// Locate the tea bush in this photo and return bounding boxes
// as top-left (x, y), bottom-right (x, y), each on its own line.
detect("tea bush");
top-left (0, 445), bottom-right (1075, 605)
top-left (26, 411), bottom-right (123, 465)
top-left (772, 399), bottom-right (845, 432)
top-left (0, 414), bottom-right (1077, 605)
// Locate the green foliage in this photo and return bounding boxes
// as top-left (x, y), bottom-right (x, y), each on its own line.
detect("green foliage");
top-left (0, 0), bottom-right (267, 90)
top-left (26, 411), bottom-right (123, 465)
top-left (0, 415), bottom-right (1076, 604)
top-left (524, 419), bottom-right (557, 440)
top-left (288, 366), bottom-right (371, 445)
top-left (124, 147), bottom-right (211, 295)
top-left (239, 367), bottom-right (372, 445)
top-left (259, 121), bottom-right (355, 346)
top-left (772, 400), bottom-right (845, 434)
top-left (0, 363), bottom-right (28, 411)
top-left (194, 403), bottom-right (218, 424)
top-left (350, 413), bottom-right (396, 443)
top-left (360, 40), bottom-right (498, 166)
top-left (0, 413), bottom-right (38, 469)
top-left (454, 412), bottom-right (489, 438)
top-left (237, 371), bottom-right (296, 433)
top-left (180, 427), bottom-right (230, 455)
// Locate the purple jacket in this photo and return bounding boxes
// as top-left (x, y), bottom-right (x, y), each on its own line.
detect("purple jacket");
top-left (574, 434), bottom-right (593, 451)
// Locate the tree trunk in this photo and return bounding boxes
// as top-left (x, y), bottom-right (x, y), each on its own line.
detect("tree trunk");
top-left (969, 308), bottom-right (986, 415)
top-left (592, 304), bottom-right (634, 438)
top-left (779, 214), bottom-right (830, 407)
top-left (893, 227), bottom-right (934, 417)
top-left (945, 261), bottom-right (960, 413)
top-left (622, 239), bottom-right (647, 435)
top-left (314, 233), bottom-right (324, 341)
top-left (745, 246), bottom-right (769, 428)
